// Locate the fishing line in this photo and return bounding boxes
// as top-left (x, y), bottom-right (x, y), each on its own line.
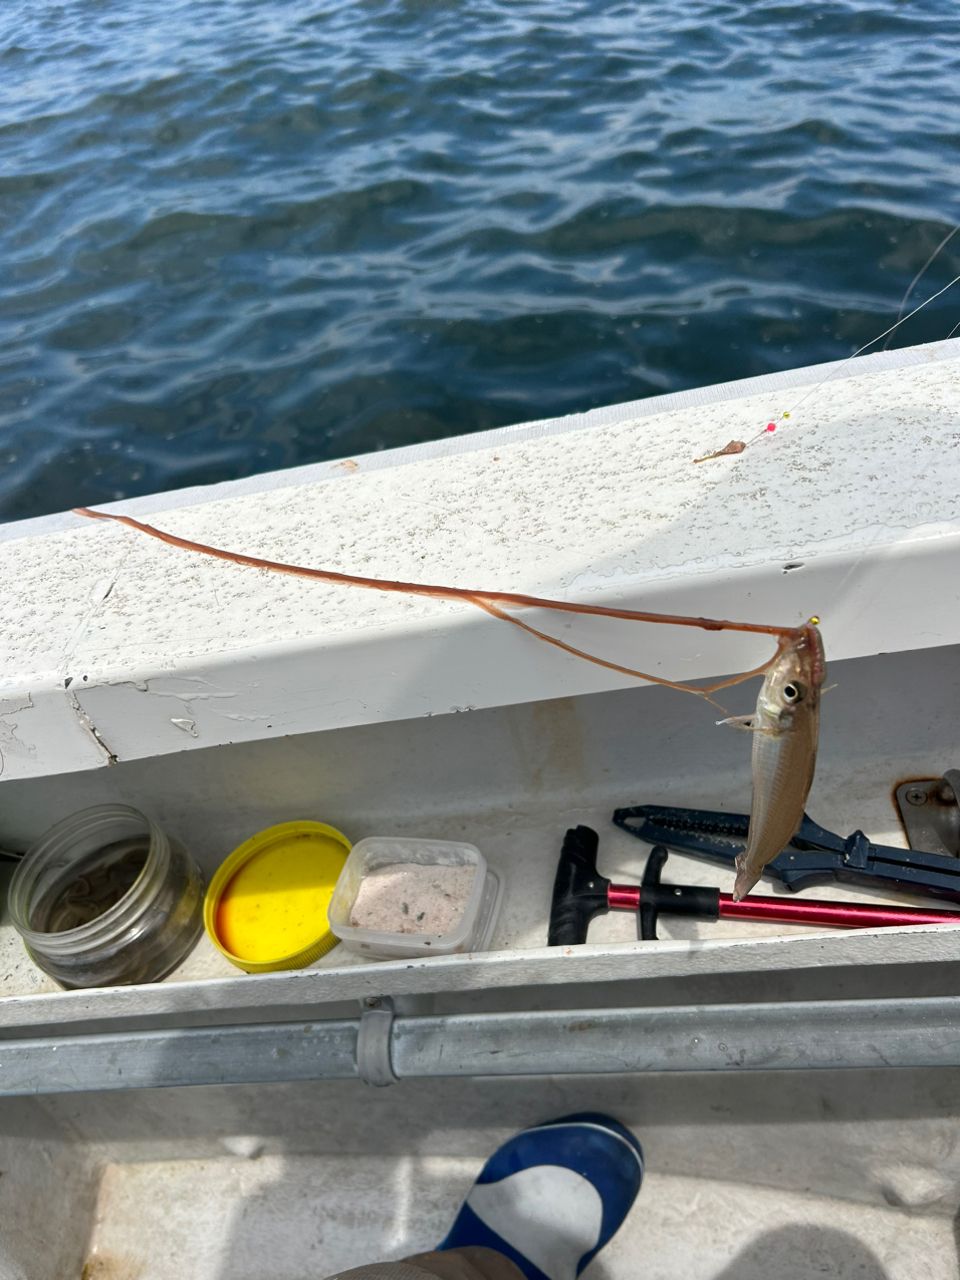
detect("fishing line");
top-left (743, 269), bottom-right (960, 447)
top-left (696, 269), bottom-right (960, 464)
top-left (778, 270), bottom-right (960, 420)
top-left (883, 222), bottom-right (960, 349)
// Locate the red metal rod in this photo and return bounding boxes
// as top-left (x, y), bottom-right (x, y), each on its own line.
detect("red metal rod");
top-left (606, 884), bottom-right (960, 928)
top-left (609, 886), bottom-right (641, 911)
top-left (717, 893), bottom-right (960, 929)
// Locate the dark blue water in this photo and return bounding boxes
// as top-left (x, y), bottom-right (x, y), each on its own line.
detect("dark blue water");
top-left (2, 1), bottom-right (959, 522)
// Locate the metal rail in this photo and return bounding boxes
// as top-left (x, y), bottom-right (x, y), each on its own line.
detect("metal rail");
top-left (2, 995), bottom-right (959, 1095)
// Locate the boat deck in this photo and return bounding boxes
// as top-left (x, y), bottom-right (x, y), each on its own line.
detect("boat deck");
top-left (87, 1152), bottom-right (951, 1280)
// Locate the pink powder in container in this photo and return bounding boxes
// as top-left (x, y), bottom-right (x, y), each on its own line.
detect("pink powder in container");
top-left (349, 863), bottom-right (477, 935)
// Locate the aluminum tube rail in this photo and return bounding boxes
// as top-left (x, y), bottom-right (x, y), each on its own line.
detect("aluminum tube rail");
top-left (0, 1019), bottom-right (360, 1095)
top-left (393, 999), bottom-right (958, 1077)
top-left (2, 996), bottom-right (959, 1095)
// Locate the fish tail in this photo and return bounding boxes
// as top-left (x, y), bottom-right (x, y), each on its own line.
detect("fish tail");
top-left (733, 855), bottom-right (760, 902)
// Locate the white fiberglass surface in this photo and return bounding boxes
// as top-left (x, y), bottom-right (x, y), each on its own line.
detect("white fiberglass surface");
top-left (4, 1070), bottom-right (960, 1280)
top-left (82, 1154), bottom-right (951, 1280)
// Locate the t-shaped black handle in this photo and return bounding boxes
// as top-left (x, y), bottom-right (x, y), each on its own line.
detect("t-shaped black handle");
top-left (547, 828), bottom-right (722, 946)
top-left (638, 845), bottom-right (668, 941)
top-left (547, 826), bottom-right (610, 946)
top-left (638, 845), bottom-right (720, 940)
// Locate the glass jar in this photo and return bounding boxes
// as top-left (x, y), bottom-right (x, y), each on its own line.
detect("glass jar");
top-left (9, 804), bottom-right (204, 989)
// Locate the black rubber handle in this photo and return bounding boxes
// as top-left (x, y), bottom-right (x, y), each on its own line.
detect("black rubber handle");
top-left (639, 845), bottom-right (667, 940)
top-left (547, 826), bottom-right (611, 946)
top-left (639, 846), bottom-right (721, 940)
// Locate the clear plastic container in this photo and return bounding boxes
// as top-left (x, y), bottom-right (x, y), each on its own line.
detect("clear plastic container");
top-left (327, 836), bottom-right (503, 959)
top-left (8, 804), bottom-right (205, 989)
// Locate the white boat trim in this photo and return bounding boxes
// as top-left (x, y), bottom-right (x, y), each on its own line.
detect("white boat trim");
top-left (2, 336), bottom-right (955, 543)
top-left (0, 922), bottom-right (956, 1036)
top-left (2, 337), bottom-right (960, 782)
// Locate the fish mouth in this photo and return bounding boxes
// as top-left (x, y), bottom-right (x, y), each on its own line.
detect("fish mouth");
top-left (801, 619), bottom-right (827, 688)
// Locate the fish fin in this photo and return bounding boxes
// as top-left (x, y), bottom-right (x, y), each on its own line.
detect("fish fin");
top-left (716, 714), bottom-right (756, 731)
top-left (733, 855), bottom-right (760, 901)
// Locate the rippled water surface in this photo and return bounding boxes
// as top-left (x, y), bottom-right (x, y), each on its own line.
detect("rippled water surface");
top-left (2, 0), bottom-right (959, 521)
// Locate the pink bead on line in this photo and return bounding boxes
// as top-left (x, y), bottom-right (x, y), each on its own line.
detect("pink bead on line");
top-left (765, 422), bottom-right (777, 432)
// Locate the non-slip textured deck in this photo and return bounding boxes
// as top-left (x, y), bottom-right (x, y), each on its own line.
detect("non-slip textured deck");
top-left (84, 1152), bottom-right (956, 1280)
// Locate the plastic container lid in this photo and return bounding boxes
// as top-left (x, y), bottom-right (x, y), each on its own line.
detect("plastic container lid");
top-left (205, 821), bottom-right (350, 973)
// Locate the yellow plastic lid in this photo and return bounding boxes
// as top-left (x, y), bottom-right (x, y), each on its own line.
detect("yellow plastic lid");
top-left (204, 821), bottom-right (351, 973)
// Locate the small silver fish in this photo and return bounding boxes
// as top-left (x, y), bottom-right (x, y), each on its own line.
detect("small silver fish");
top-left (723, 621), bottom-right (826, 901)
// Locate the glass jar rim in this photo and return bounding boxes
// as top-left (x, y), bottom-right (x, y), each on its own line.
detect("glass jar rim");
top-left (9, 803), bottom-right (171, 951)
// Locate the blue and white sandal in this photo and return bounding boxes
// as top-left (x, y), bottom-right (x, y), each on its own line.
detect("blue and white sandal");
top-left (439, 1113), bottom-right (644, 1280)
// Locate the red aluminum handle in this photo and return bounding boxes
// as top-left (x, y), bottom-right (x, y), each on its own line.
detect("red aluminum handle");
top-left (607, 884), bottom-right (960, 929)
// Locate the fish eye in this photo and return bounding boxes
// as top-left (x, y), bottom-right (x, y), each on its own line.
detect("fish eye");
top-left (783, 681), bottom-right (804, 703)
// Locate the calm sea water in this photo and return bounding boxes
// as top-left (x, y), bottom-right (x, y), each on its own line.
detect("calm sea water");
top-left (1, 0), bottom-right (959, 522)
